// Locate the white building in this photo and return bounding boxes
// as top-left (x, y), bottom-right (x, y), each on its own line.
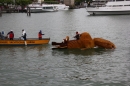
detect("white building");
top-left (38, 0), bottom-right (44, 3)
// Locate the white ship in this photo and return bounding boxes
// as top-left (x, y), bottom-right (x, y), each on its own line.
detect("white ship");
top-left (42, 4), bottom-right (69, 10)
top-left (86, 0), bottom-right (130, 15)
top-left (25, 3), bottom-right (58, 13)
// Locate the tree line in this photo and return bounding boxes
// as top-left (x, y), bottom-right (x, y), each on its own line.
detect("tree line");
top-left (0, 0), bottom-right (32, 6)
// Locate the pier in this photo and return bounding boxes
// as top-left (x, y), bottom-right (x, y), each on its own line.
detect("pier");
top-left (27, 7), bottom-right (31, 16)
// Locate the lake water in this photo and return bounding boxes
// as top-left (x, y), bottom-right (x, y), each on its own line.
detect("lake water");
top-left (0, 8), bottom-right (130, 86)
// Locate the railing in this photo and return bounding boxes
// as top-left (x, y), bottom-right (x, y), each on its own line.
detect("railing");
top-left (87, 1), bottom-right (107, 7)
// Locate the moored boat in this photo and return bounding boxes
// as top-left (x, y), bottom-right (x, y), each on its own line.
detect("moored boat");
top-left (0, 38), bottom-right (50, 46)
top-left (86, 0), bottom-right (130, 15)
top-left (42, 4), bottom-right (69, 10)
top-left (24, 3), bottom-right (58, 13)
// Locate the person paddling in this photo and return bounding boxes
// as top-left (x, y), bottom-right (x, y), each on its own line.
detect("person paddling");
top-left (38, 30), bottom-right (44, 40)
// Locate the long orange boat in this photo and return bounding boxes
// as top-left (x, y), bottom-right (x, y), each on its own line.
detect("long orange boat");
top-left (0, 38), bottom-right (50, 46)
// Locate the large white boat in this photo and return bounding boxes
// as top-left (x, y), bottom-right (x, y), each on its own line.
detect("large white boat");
top-left (25, 3), bottom-right (58, 13)
top-left (86, 0), bottom-right (130, 15)
top-left (42, 4), bottom-right (69, 10)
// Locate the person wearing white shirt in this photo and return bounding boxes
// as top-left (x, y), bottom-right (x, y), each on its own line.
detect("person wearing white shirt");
top-left (22, 29), bottom-right (27, 40)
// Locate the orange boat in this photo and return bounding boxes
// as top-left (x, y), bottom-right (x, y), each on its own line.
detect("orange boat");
top-left (0, 38), bottom-right (50, 46)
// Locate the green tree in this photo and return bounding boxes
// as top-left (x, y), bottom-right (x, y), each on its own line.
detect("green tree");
top-left (5, 0), bottom-right (14, 4)
top-left (0, 0), bottom-right (14, 5)
top-left (0, 0), bottom-right (4, 5)
top-left (75, 0), bottom-right (81, 5)
top-left (15, 0), bottom-right (32, 6)
top-left (44, 0), bottom-right (59, 4)
top-left (75, 0), bottom-right (92, 5)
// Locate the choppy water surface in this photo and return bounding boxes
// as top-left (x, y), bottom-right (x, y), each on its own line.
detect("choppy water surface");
top-left (0, 9), bottom-right (130, 86)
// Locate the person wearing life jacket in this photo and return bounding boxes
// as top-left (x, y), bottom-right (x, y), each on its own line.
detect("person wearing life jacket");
top-left (38, 30), bottom-right (44, 40)
top-left (7, 30), bottom-right (14, 40)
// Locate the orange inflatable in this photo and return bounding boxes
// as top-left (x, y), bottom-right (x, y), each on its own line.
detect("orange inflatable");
top-left (93, 38), bottom-right (116, 49)
top-left (52, 32), bottom-right (116, 49)
top-left (68, 32), bottom-right (95, 49)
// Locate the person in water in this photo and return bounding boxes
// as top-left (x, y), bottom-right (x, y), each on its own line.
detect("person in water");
top-left (38, 30), bottom-right (44, 40)
top-left (74, 31), bottom-right (80, 40)
top-left (7, 30), bottom-right (14, 40)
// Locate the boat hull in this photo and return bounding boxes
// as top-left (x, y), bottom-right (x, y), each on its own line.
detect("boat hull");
top-left (0, 38), bottom-right (50, 46)
top-left (29, 8), bottom-right (57, 13)
top-left (42, 4), bottom-right (69, 10)
top-left (87, 10), bottom-right (130, 15)
top-left (52, 41), bottom-right (68, 49)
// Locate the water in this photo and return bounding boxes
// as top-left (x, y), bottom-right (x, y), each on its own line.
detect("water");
top-left (0, 8), bottom-right (130, 86)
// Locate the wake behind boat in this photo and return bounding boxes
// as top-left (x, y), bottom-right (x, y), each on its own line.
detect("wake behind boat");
top-left (86, 0), bottom-right (130, 15)
top-left (0, 38), bottom-right (50, 46)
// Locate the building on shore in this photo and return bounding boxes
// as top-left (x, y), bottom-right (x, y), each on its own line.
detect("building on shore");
top-left (64, 0), bottom-right (74, 8)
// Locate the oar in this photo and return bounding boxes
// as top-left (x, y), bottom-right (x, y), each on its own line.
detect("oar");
top-left (20, 36), bottom-right (27, 46)
top-left (25, 41), bottom-right (27, 46)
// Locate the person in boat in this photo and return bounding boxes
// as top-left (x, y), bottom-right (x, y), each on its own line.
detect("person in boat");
top-left (22, 29), bottom-right (27, 40)
top-left (38, 30), bottom-right (44, 40)
top-left (0, 32), bottom-right (2, 39)
top-left (74, 31), bottom-right (80, 40)
top-left (56, 36), bottom-right (69, 48)
top-left (1, 31), bottom-right (5, 40)
top-left (7, 30), bottom-right (14, 40)
top-left (63, 36), bottom-right (69, 44)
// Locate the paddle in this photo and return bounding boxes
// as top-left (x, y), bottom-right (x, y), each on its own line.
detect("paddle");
top-left (24, 36), bottom-right (27, 46)
top-left (24, 41), bottom-right (27, 46)
top-left (20, 36), bottom-right (27, 46)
